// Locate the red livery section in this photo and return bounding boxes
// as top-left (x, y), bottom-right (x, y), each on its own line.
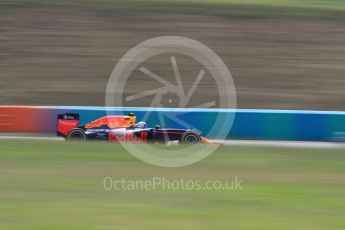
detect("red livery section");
top-left (57, 119), bottom-right (79, 136)
top-left (57, 113), bottom-right (80, 136)
top-left (108, 132), bottom-right (148, 143)
top-left (84, 115), bottom-right (135, 129)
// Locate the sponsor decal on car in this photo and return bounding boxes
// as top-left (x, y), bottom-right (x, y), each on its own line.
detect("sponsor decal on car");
top-left (108, 132), bottom-right (148, 143)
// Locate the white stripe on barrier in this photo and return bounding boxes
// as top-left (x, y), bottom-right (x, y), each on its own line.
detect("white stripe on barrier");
top-left (0, 135), bottom-right (64, 141)
top-left (0, 134), bottom-right (344, 149)
top-left (220, 140), bottom-right (345, 149)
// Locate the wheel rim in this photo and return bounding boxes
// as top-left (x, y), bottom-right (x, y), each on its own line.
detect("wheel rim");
top-left (185, 134), bottom-right (198, 144)
top-left (70, 132), bottom-right (84, 140)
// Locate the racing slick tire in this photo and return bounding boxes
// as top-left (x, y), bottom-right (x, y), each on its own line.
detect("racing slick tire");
top-left (66, 128), bottom-right (86, 141)
top-left (181, 131), bottom-right (200, 144)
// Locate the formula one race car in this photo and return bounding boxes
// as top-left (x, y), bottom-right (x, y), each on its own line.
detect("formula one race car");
top-left (57, 113), bottom-right (212, 144)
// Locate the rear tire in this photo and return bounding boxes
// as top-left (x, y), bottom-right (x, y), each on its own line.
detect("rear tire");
top-left (66, 128), bottom-right (86, 141)
top-left (181, 131), bottom-right (200, 144)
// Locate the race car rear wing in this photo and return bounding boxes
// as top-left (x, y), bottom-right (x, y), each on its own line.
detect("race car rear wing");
top-left (57, 113), bottom-right (80, 137)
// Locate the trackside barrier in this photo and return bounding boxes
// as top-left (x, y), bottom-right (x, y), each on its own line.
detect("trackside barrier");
top-left (0, 106), bottom-right (345, 141)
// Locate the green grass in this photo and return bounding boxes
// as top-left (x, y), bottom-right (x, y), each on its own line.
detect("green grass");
top-left (0, 140), bottom-right (345, 229)
top-left (11, 0), bottom-right (345, 19)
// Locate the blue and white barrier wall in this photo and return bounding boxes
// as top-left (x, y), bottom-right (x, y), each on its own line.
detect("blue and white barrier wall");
top-left (0, 106), bottom-right (344, 141)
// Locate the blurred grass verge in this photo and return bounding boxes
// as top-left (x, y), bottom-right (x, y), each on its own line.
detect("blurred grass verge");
top-left (0, 140), bottom-right (344, 229)
top-left (10, 0), bottom-right (345, 19)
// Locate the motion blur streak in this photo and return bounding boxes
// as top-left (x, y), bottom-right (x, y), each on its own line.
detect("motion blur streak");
top-left (1, 0), bottom-right (345, 110)
top-left (0, 106), bottom-right (49, 132)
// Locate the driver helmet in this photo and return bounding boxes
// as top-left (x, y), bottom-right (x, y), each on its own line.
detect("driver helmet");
top-left (136, 121), bottom-right (147, 129)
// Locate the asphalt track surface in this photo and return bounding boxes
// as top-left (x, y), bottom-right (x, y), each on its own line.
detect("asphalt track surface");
top-left (1, 134), bottom-right (344, 149)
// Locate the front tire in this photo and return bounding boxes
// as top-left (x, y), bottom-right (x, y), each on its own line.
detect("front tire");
top-left (181, 131), bottom-right (200, 144)
top-left (66, 128), bottom-right (86, 141)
